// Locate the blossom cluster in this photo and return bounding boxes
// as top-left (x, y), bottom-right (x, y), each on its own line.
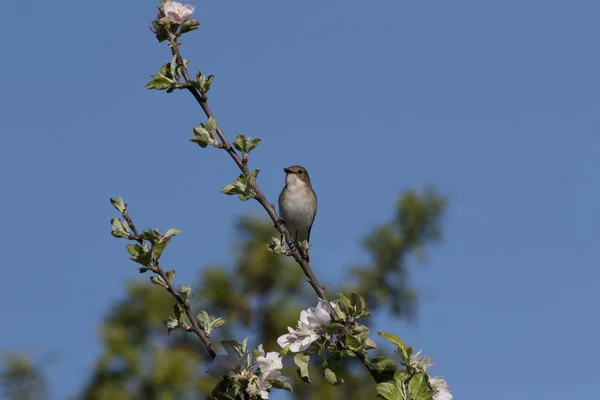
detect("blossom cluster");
top-left (277, 299), bottom-right (334, 352)
top-left (206, 340), bottom-right (286, 399)
top-left (163, 1), bottom-right (195, 24)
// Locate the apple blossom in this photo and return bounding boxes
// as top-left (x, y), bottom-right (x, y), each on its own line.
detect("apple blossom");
top-left (164, 1), bottom-right (195, 24)
top-left (277, 299), bottom-right (334, 352)
top-left (430, 376), bottom-right (453, 400)
top-left (255, 344), bottom-right (286, 399)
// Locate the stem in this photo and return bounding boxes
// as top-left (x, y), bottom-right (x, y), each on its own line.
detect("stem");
top-left (156, 263), bottom-right (217, 359)
top-left (123, 209), bottom-right (217, 359)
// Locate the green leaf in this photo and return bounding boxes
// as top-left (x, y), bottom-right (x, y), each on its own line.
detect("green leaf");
top-left (350, 292), bottom-right (366, 315)
top-left (352, 324), bottom-right (370, 334)
top-left (408, 373), bottom-right (429, 398)
top-left (173, 303), bottom-right (183, 323)
top-left (271, 380), bottom-right (293, 392)
top-left (197, 310), bottom-right (210, 329)
top-left (110, 196), bottom-right (126, 213)
top-left (378, 332), bottom-right (407, 355)
top-left (200, 313), bottom-right (223, 333)
top-left (150, 275), bottom-right (169, 288)
top-left (365, 338), bottom-right (378, 350)
top-left (209, 317), bottom-right (225, 332)
top-left (220, 171), bottom-right (259, 201)
top-left (166, 269), bottom-right (176, 283)
top-left (190, 124), bottom-right (216, 148)
top-left (393, 370), bottom-right (410, 386)
top-left (345, 334), bottom-right (362, 351)
top-left (293, 353), bottom-right (311, 383)
top-left (150, 19), bottom-right (169, 42)
top-left (191, 117), bottom-right (218, 148)
top-left (248, 138), bottom-right (261, 152)
top-left (120, 220), bottom-right (130, 233)
top-left (169, 54), bottom-right (178, 83)
top-left (195, 71), bottom-right (214, 93)
top-left (163, 316), bottom-right (180, 332)
top-left (266, 237), bottom-right (286, 254)
top-left (325, 322), bottom-right (346, 334)
top-left (245, 169), bottom-right (259, 187)
top-left (366, 357), bottom-right (398, 383)
top-left (205, 116), bottom-right (217, 136)
top-left (351, 292), bottom-right (360, 308)
top-left (333, 303), bottom-right (347, 321)
top-left (111, 217), bottom-right (129, 238)
top-left (141, 229), bottom-right (161, 244)
top-left (339, 293), bottom-right (352, 309)
top-left (232, 135), bottom-right (245, 153)
top-left (232, 135), bottom-right (261, 157)
top-left (375, 382), bottom-right (403, 400)
top-left (126, 244), bottom-right (152, 266)
top-left (178, 285), bottom-right (192, 301)
top-left (151, 238), bottom-right (171, 261)
top-left (145, 72), bottom-right (174, 90)
top-left (178, 18), bottom-right (200, 34)
top-left (323, 367), bottom-right (341, 385)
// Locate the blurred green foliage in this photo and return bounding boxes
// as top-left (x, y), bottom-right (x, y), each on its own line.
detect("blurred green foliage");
top-left (1, 353), bottom-right (47, 400)
top-left (1, 189), bottom-right (444, 400)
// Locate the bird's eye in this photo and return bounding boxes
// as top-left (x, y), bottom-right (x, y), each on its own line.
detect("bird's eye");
top-left (298, 170), bottom-right (303, 174)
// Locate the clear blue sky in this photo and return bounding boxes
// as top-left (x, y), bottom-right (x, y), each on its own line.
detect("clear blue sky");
top-left (1, 1), bottom-right (598, 399)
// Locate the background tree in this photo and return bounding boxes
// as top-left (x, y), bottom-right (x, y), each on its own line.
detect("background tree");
top-left (1, 354), bottom-right (48, 400)
top-left (0, 191), bottom-right (443, 400)
top-left (2, 1), bottom-right (447, 399)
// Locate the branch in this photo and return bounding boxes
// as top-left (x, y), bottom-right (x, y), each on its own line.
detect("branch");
top-left (167, 37), bottom-right (380, 383)
top-left (168, 39), bottom-right (328, 302)
top-left (122, 210), bottom-right (217, 359)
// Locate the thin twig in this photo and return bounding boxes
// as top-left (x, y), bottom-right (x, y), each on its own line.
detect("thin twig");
top-left (123, 209), bottom-right (217, 359)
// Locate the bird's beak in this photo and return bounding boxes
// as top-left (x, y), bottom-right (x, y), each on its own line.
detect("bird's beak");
top-left (283, 167), bottom-right (293, 174)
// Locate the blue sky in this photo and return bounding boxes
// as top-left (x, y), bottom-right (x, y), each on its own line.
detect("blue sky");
top-left (1, 0), bottom-right (599, 399)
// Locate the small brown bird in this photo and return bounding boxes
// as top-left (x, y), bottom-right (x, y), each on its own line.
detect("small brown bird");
top-left (278, 165), bottom-right (317, 261)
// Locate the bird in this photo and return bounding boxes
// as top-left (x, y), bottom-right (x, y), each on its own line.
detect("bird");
top-left (278, 165), bottom-right (317, 262)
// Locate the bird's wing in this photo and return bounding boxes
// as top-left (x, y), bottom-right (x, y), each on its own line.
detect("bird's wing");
top-left (307, 192), bottom-right (317, 243)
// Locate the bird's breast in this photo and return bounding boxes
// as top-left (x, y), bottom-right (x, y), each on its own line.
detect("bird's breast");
top-left (280, 186), bottom-right (316, 229)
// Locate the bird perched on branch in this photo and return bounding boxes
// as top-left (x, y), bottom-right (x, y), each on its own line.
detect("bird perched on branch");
top-left (278, 165), bottom-right (317, 262)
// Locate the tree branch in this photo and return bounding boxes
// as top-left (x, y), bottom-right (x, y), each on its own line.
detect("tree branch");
top-left (122, 209), bottom-right (217, 359)
top-left (169, 39), bottom-right (328, 302)
top-left (167, 38), bottom-right (380, 382)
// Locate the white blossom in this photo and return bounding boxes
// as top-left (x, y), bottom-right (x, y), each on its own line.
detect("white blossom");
top-left (257, 376), bottom-right (274, 399)
top-left (163, 1), bottom-right (195, 24)
top-left (300, 299), bottom-right (332, 329)
top-left (256, 344), bottom-right (283, 379)
top-left (409, 350), bottom-right (434, 373)
top-left (430, 377), bottom-right (452, 400)
top-left (254, 344), bottom-right (286, 399)
top-left (277, 299), bottom-right (334, 352)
